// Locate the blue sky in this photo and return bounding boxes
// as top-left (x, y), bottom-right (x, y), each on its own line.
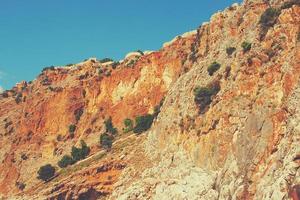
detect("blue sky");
top-left (0, 0), bottom-right (241, 90)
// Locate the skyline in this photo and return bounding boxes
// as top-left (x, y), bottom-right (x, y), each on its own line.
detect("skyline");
top-left (0, 0), bottom-right (242, 90)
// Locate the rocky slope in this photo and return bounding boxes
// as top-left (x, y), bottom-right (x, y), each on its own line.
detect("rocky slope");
top-left (1, 0), bottom-right (300, 199)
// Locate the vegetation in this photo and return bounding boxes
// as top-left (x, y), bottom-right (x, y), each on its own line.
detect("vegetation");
top-left (126, 60), bottom-right (135, 68)
top-left (104, 117), bottom-right (118, 135)
top-left (111, 62), bottom-right (119, 69)
top-left (153, 98), bottom-right (165, 118)
top-left (241, 41), bottom-right (252, 52)
top-left (37, 164), bottom-right (55, 182)
top-left (133, 114), bottom-right (154, 134)
top-left (226, 47), bottom-right (236, 56)
top-left (99, 58), bottom-right (113, 63)
top-left (71, 140), bottom-right (90, 162)
top-left (42, 66), bottom-right (55, 72)
top-left (281, 0), bottom-right (300, 9)
top-left (259, 7), bottom-right (280, 39)
top-left (2, 92), bottom-right (9, 98)
top-left (15, 93), bottom-right (22, 104)
top-left (69, 124), bottom-right (76, 134)
top-left (207, 62), bottom-right (221, 76)
top-left (194, 81), bottom-right (220, 114)
top-left (259, 8), bottom-right (280, 27)
top-left (74, 107), bottom-right (84, 122)
top-left (100, 133), bottom-right (113, 149)
top-left (58, 155), bottom-right (75, 168)
top-left (66, 63), bottom-right (73, 67)
top-left (136, 50), bottom-right (144, 55)
top-left (123, 118), bottom-right (133, 133)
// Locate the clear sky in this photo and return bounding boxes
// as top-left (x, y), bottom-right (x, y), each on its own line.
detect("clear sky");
top-left (0, 0), bottom-right (242, 90)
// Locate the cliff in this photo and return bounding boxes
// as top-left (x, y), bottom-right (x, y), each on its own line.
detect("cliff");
top-left (0, 0), bottom-right (300, 199)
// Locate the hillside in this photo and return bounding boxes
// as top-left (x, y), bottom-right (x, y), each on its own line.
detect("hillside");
top-left (0, 0), bottom-right (300, 199)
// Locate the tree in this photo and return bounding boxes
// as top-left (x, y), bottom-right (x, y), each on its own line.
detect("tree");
top-left (74, 107), bottom-right (84, 122)
top-left (194, 81), bottom-right (220, 114)
top-left (58, 155), bottom-right (75, 168)
top-left (100, 134), bottom-right (113, 149)
top-left (226, 47), bottom-right (236, 56)
top-left (207, 62), bottom-right (221, 76)
top-left (69, 124), bottom-right (76, 133)
top-left (123, 118), bottom-right (133, 133)
top-left (71, 140), bottom-right (90, 162)
top-left (241, 41), bottom-right (252, 53)
top-left (104, 117), bottom-right (118, 135)
top-left (37, 164), bottom-right (55, 182)
top-left (133, 114), bottom-right (154, 134)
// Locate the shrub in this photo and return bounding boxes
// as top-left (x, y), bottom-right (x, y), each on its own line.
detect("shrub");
top-left (104, 117), bottom-right (117, 135)
top-left (123, 118), bottom-right (133, 133)
top-left (241, 41), bottom-right (252, 52)
top-left (99, 58), bottom-right (113, 63)
top-left (71, 140), bottom-right (90, 162)
top-left (111, 62), bottom-right (119, 69)
top-left (2, 92), bottom-right (9, 98)
top-left (226, 47), bottom-right (236, 56)
top-left (42, 66), bottom-right (55, 72)
top-left (153, 97), bottom-right (165, 118)
top-left (15, 93), bottom-right (22, 104)
top-left (259, 8), bottom-right (280, 39)
top-left (74, 107), bottom-right (84, 122)
top-left (194, 81), bottom-right (220, 114)
top-left (37, 164), bottom-right (55, 182)
top-left (126, 60), bottom-right (135, 68)
top-left (69, 124), bottom-right (76, 133)
top-left (133, 114), bottom-right (154, 134)
top-left (66, 63), bottom-right (73, 67)
top-left (207, 62), bottom-right (221, 76)
top-left (281, 0), bottom-right (300, 9)
top-left (136, 50), bottom-right (144, 55)
top-left (100, 133), bottom-right (113, 149)
top-left (259, 8), bottom-right (280, 27)
top-left (16, 182), bottom-right (26, 190)
top-left (58, 155), bottom-right (75, 168)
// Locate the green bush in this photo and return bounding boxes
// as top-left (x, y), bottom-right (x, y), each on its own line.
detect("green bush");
top-left (207, 62), bottom-right (221, 76)
top-left (104, 117), bottom-right (118, 135)
top-left (37, 164), bottom-right (55, 182)
top-left (42, 66), bottom-right (55, 72)
top-left (69, 124), bottom-right (76, 133)
top-left (71, 140), bottom-right (90, 162)
top-left (153, 98), bottom-right (165, 118)
top-left (99, 58), bottom-right (113, 63)
top-left (281, 0), bottom-right (300, 9)
top-left (136, 50), bottom-right (144, 55)
top-left (133, 114), bottom-right (154, 134)
top-left (259, 8), bottom-right (280, 27)
top-left (74, 107), bottom-right (84, 122)
top-left (123, 118), bottom-right (133, 133)
top-left (57, 155), bottom-right (75, 168)
top-left (111, 62), bottom-right (119, 69)
top-left (100, 133), bottom-right (113, 149)
top-left (226, 47), bottom-right (236, 56)
top-left (241, 41), bottom-right (252, 52)
top-left (194, 81), bottom-right (220, 114)
top-left (15, 93), bottom-right (22, 104)
top-left (259, 8), bottom-right (281, 39)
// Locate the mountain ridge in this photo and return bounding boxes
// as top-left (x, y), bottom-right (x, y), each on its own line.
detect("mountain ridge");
top-left (0, 0), bottom-right (300, 199)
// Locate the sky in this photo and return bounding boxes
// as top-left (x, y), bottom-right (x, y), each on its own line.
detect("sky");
top-left (0, 0), bottom-right (242, 90)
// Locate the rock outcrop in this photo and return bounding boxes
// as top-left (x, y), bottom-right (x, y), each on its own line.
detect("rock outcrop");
top-left (0, 0), bottom-right (300, 199)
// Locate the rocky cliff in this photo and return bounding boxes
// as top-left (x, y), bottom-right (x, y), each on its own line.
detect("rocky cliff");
top-left (0, 0), bottom-right (300, 199)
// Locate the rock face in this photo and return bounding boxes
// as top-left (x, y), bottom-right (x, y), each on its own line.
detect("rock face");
top-left (0, 0), bottom-right (300, 199)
